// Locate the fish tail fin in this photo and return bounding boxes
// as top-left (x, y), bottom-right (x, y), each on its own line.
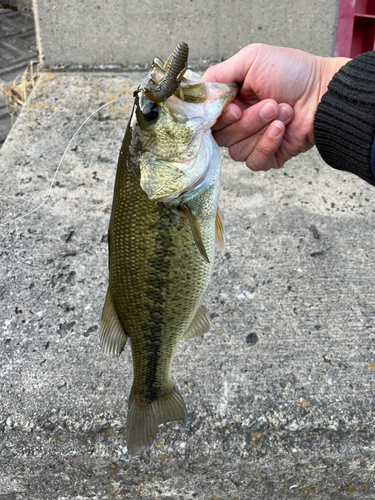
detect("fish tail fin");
top-left (126, 384), bottom-right (187, 455)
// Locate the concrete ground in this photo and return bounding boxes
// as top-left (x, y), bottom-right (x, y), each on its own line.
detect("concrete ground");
top-left (0, 72), bottom-right (374, 499)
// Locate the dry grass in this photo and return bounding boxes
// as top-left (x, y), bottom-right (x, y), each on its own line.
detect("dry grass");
top-left (1, 60), bottom-right (39, 114)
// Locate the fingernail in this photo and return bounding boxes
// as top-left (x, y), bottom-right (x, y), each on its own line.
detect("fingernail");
top-left (222, 108), bottom-right (239, 124)
top-left (260, 102), bottom-right (277, 121)
top-left (279, 106), bottom-right (292, 123)
top-left (268, 122), bottom-right (283, 139)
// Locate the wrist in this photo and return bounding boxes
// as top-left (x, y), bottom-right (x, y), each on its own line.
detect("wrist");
top-left (317, 56), bottom-right (351, 103)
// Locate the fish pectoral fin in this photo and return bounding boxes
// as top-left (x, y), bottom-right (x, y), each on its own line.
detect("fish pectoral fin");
top-left (127, 384), bottom-right (187, 455)
top-left (183, 304), bottom-right (211, 340)
top-left (99, 286), bottom-right (128, 358)
top-left (183, 203), bottom-right (210, 264)
top-left (215, 209), bottom-right (226, 251)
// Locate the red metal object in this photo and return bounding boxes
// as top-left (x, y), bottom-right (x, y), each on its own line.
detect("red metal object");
top-left (334, 0), bottom-right (375, 57)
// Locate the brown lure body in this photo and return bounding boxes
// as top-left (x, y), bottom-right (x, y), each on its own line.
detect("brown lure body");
top-left (145, 42), bottom-right (189, 102)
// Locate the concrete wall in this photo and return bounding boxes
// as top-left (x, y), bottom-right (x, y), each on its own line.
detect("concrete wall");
top-left (33, 0), bottom-right (339, 70)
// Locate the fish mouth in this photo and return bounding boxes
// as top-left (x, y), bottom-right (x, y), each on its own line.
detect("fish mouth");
top-left (167, 79), bottom-right (238, 133)
top-left (138, 72), bottom-right (237, 203)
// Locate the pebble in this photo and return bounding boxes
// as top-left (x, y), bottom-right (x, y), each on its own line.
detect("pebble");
top-left (6, 416), bottom-right (14, 427)
top-left (236, 291), bottom-right (254, 300)
top-left (1, 447), bottom-right (11, 458)
top-left (285, 422), bottom-right (299, 432)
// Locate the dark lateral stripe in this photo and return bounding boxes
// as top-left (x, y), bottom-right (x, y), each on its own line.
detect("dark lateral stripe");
top-left (144, 212), bottom-right (174, 402)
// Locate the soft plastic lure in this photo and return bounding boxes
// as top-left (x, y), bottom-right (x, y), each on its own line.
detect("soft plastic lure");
top-left (135, 42), bottom-right (189, 102)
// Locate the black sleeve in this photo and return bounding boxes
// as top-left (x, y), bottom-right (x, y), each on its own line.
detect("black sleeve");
top-left (313, 51), bottom-right (375, 186)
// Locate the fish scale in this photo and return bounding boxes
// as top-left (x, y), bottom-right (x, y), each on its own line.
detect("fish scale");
top-left (110, 141), bottom-right (216, 343)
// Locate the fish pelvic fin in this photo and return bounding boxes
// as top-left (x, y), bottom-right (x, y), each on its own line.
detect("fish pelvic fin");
top-left (183, 304), bottom-right (211, 340)
top-left (182, 203), bottom-right (210, 264)
top-left (127, 384), bottom-right (187, 455)
top-left (99, 286), bottom-right (128, 357)
top-left (215, 209), bottom-right (226, 251)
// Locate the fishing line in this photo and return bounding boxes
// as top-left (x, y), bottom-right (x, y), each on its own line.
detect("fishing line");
top-left (1, 98), bottom-right (119, 226)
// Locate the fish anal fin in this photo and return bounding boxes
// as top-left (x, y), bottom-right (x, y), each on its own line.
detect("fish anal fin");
top-left (183, 203), bottom-right (210, 264)
top-left (99, 286), bottom-right (128, 358)
top-left (127, 384), bottom-right (187, 455)
top-left (183, 304), bottom-right (211, 340)
top-left (215, 209), bottom-right (226, 251)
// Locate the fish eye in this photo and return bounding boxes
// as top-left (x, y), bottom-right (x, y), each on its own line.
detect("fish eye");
top-left (141, 101), bottom-right (159, 121)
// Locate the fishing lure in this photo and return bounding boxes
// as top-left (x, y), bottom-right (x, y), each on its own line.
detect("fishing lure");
top-left (135, 42), bottom-right (189, 102)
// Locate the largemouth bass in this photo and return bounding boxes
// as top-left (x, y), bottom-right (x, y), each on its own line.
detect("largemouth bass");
top-left (99, 43), bottom-right (237, 455)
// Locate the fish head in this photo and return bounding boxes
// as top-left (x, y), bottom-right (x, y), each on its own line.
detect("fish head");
top-left (132, 68), bottom-right (237, 202)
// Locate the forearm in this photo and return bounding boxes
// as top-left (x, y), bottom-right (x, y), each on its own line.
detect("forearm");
top-left (313, 52), bottom-right (375, 186)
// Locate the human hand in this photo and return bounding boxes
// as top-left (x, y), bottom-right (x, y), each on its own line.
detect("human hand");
top-left (201, 44), bottom-right (350, 170)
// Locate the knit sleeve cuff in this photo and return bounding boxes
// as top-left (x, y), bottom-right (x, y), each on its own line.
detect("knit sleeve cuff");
top-left (313, 51), bottom-right (375, 187)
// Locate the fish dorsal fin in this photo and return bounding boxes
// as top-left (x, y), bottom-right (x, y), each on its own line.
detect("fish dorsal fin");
top-left (215, 209), bottom-right (226, 251)
top-left (183, 304), bottom-right (211, 340)
top-left (182, 204), bottom-right (210, 264)
top-left (99, 286), bottom-right (128, 358)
